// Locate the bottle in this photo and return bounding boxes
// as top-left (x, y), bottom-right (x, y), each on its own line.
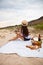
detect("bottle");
top-left (38, 34), bottom-right (42, 48)
top-left (38, 34), bottom-right (41, 41)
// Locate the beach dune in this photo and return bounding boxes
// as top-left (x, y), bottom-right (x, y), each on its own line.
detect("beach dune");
top-left (0, 28), bottom-right (43, 65)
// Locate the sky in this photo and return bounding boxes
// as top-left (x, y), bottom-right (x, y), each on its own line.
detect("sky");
top-left (0, 0), bottom-right (43, 27)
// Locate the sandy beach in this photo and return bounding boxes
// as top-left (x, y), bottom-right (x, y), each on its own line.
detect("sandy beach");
top-left (0, 28), bottom-right (43, 65)
top-left (0, 54), bottom-right (43, 65)
top-left (0, 0), bottom-right (43, 64)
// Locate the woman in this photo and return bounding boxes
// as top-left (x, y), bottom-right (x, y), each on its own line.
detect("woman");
top-left (21, 20), bottom-right (31, 41)
top-left (9, 20), bottom-right (31, 41)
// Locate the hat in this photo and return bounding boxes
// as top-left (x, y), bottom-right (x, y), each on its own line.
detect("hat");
top-left (21, 20), bottom-right (28, 26)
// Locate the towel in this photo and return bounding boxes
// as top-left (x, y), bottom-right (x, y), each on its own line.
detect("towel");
top-left (0, 40), bottom-right (43, 58)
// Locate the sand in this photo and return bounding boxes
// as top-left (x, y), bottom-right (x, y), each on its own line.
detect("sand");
top-left (0, 29), bottom-right (43, 65)
top-left (0, 54), bottom-right (43, 65)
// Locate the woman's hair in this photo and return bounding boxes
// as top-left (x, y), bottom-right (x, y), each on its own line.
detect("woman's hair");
top-left (21, 26), bottom-right (29, 37)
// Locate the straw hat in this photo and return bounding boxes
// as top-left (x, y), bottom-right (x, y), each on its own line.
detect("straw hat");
top-left (21, 20), bottom-right (28, 26)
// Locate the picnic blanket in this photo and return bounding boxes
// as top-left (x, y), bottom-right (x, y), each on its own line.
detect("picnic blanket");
top-left (0, 40), bottom-right (43, 58)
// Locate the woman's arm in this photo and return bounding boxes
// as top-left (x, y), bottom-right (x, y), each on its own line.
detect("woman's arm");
top-left (17, 33), bottom-right (24, 40)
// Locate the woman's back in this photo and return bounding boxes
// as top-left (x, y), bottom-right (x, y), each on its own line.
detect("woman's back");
top-left (21, 20), bottom-right (31, 41)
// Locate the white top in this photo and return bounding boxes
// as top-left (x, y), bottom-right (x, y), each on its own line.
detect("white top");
top-left (25, 35), bottom-right (31, 39)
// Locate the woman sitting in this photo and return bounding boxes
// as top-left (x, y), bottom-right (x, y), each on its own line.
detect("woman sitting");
top-left (21, 20), bottom-right (31, 41)
top-left (9, 20), bottom-right (32, 41)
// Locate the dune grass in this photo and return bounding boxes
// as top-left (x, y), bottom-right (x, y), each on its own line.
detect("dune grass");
top-left (34, 23), bottom-right (43, 30)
